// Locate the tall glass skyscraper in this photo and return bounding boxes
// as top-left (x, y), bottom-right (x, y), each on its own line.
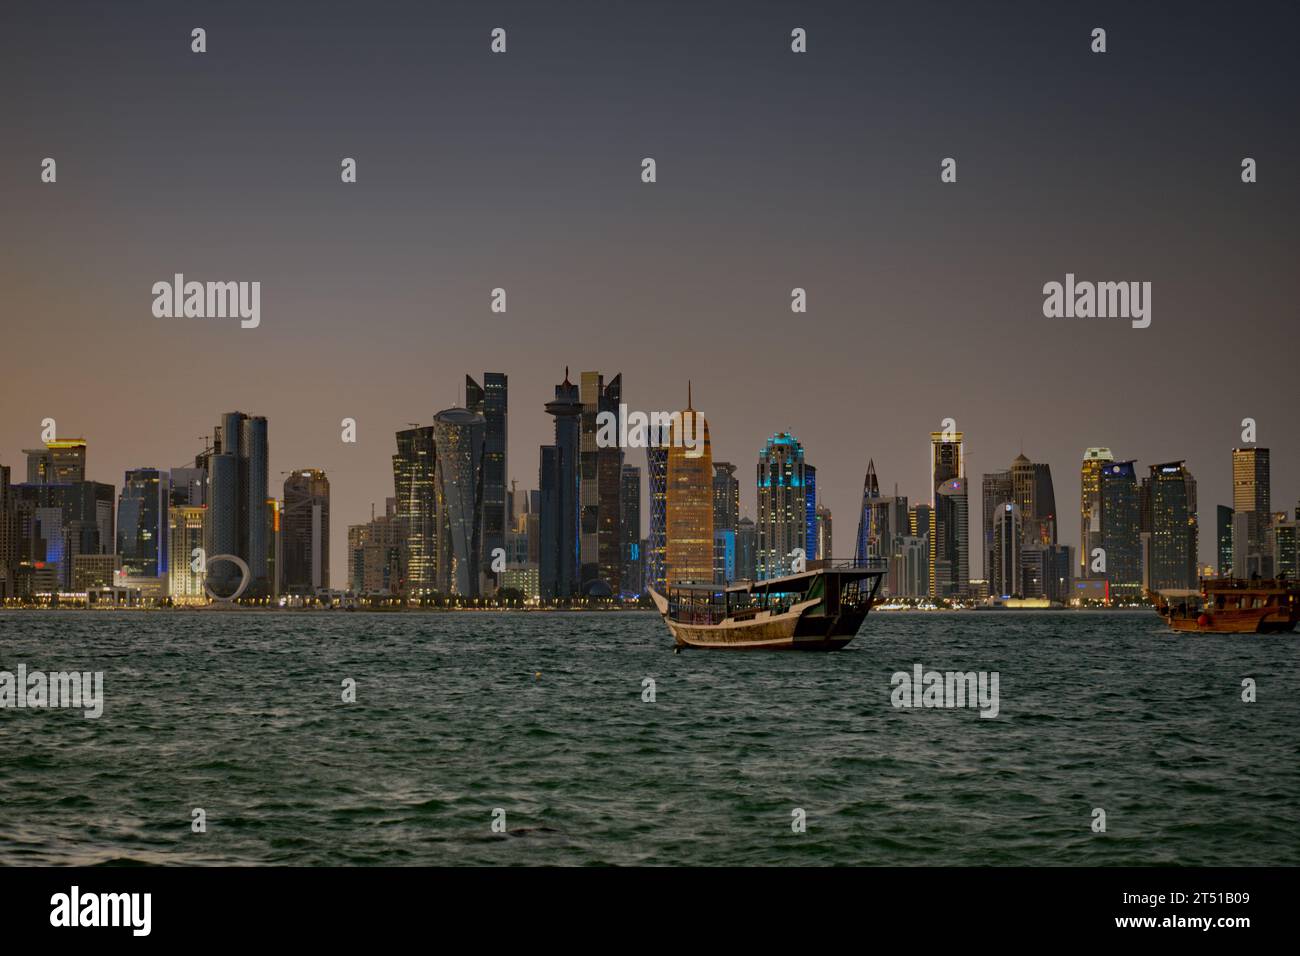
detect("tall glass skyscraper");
top-left (757, 432), bottom-right (807, 580)
top-left (578, 371), bottom-right (623, 596)
top-left (117, 467), bottom-right (168, 578)
top-left (646, 442), bottom-right (668, 594)
top-left (1080, 447), bottom-right (1115, 576)
top-left (1232, 447), bottom-right (1271, 576)
top-left (206, 412), bottom-right (270, 599)
top-left (393, 425), bottom-right (437, 596)
top-left (433, 407), bottom-right (486, 598)
top-left (282, 468), bottom-right (330, 595)
top-left (620, 464), bottom-right (642, 597)
top-left (1143, 461), bottom-right (1197, 590)
top-left (540, 371), bottom-right (581, 600)
top-left (1100, 460), bottom-right (1142, 602)
top-left (466, 373), bottom-right (508, 590)
top-left (665, 386), bottom-right (713, 585)
top-left (929, 431), bottom-right (964, 598)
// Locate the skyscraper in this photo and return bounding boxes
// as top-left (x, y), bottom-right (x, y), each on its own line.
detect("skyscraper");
top-left (393, 425), bottom-right (437, 596)
top-left (981, 469), bottom-right (1013, 581)
top-left (116, 467), bottom-right (169, 578)
top-left (646, 442), bottom-right (668, 594)
top-left (929, 431), bottom-right (964, 598)
top-left (757, 432), bottom-right (808, 579)
top-left (1216, 504), bottom-right (1234, 577)
top-left (24, 439), bottom-right (87, 484)
top-left (282, 468), bottom-right (331, 595)
top-left (815, 501), bottom-right (833, 562)
top-left (666, 387), bottom-right (713, 585)
top-left (466, 372), bottom-right (508, 590)
top-left (804, 464), bottom-right (818, 561)
top-left (936, 476), bottom-right (969, 597)
top-left (736, 516), bottom-right (757, 581)
top-left (0, 463), bottom-right (13, 600)
top-left (206, 412), bottom-right (270, 599)
top-left (712, 462), bottom-right (740, 532)
top-left (620, 464), bottom-right (643, 597)
top-left (433, 406), bottom-right (486, 598)
top-left (1232, 447), bottom-right (1271, 577)
top-left (578, 371), bottom-right (623, 596)
top-left (1143, 461), bottom-right (1197, 590)
top-left (992, 501), bottom-right (1022, 597)
top-left (168, 504), bottom-right (207, 604)
top-left (1080, 447), bottom-right (1115, 575)
top-left (540, 370), bottom-right (581, 600)
top-left (853, 459), bottom-right (881, 565)
top-left (1100, 460), bottom-right (1142, 602)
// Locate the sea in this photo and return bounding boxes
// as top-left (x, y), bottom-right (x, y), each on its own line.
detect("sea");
top-left (1, 610), bottom-right (1296, 866)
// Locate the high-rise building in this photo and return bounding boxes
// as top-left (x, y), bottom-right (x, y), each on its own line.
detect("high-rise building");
top-left (712, 462), bottom-right (740, 532)
top-left (1216, 505), bottom-right (1234, 577)
top-left (929, 431), bottom-right (964, 598)
top-left (540, 371), bottom-right (581, 600)
top-left (853, 460), bottom-right (881, 564)
top-left (736, 516), bottom-right (757, 581)
top-left (620, 464), bottom-right (643, 596)
top-left (1272, 515), bottom-right (1299, 580)
top-left (282, 468), bottom-right (330, 595)
top-left (117, 468), bottom-right (169, 579)
top-left (981, 470), bottom-right (1013, 581)
top-left (433, 406), bottom-right (486, 598)
top-left (393, 425), bottom-right (437, 596)
top-left (168, 504), bottom-right (208, 604)
top-left (804, 464), bottom-right (818, 561)
top-left (578, 371), bottom-right (623, 596)
top-left (0, 463), bottom-right (13, 600)
top-left (666, 387), bottom-right (713, 585)
top-left (1232, 447), bottom-right (1271, 577)
top-left (170, 463), bottom-right (207, 507)
top-left (24, 439), bottom-right (87, 484)
top-left (815, 502), bottom-right (832, 563)
top-left (350, 498), bottom-right (405, 595)
top-left (1080, 447), bottom-right (1115, 575)
top-left (206, 412), bottom-right (270, 599)
top-left (1142, 461), bottom-right (1197, 591)
top-left (646, 442), bottom-right (668, 594)
top-left (13, 480), bottom-right (115, 590)
top-left (936, 476), bottom-right (969, 597)
top-left (1100, 460), bottom-right (1142, 602)
top-left (466, 373), bottom-right (508, 591)
top-left (992, 501), bottom-right (1021, 597)
top-left (757, 432), bottom-right (808, 579)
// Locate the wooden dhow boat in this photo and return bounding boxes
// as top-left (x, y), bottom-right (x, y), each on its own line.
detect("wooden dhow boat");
top-left (648, 562), bottom-right (885, 650)
top-left (1151, 577), bottom-right (1300, 634)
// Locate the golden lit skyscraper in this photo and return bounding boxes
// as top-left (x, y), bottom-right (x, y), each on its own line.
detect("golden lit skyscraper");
top-left (1079, 447), bottom-right (1114, 575)
top-left (666, 386), bottom-right (713, 585)
top-left (1232, 447), bottom-right (1271, 573)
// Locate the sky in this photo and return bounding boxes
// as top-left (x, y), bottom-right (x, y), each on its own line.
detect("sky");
top-left (2, 0), bottom-right (1297, 581)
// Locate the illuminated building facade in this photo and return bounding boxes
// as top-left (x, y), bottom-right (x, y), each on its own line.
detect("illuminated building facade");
top-left (756, 432), bottom-right (807, 579)
top-left (282, 468), bottom-right (331, 595)
top-left (433, 406), bottom-right (486, 598)
top-left (666, 388), bottom-right (713, 585)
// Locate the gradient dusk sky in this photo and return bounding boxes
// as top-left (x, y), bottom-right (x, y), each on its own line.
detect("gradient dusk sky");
top-left (3, 0), bottom-right (1297, 579)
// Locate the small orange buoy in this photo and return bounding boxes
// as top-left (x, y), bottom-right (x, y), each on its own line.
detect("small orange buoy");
top-left (1197, 613), bottom-right (1210, 627)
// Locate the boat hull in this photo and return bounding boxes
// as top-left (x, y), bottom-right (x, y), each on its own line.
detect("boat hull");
top-left (1162, 608), bottom-right (1298, 634)
top-left (649, 588), bottom-right (869, 650)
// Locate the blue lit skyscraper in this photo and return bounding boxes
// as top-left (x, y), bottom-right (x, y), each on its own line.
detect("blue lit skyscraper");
top-left (756, 432), bottom-right (808, 579)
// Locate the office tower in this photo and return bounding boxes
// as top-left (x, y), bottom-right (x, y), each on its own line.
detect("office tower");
top-left (466, 373), bottom-right (508, 587)
top-left (348, 498), bottom-right (404, 595)
top-left (1100, 460), bottom-right (1142, 602)
top-left (992, 502), bottom-right (1022, 597)
top-left (929, 431), bottom-right (964, 598)
top-left (712, 460), bottom-right (742, 581)
top-left (712, 462), bottom-right (740, 532)
top-left (620, 464), bottom-right (643, 596)
top-left (936, 476), bottom-right (969, 597)
top-left (804, 464), bottom-right (818, 561)
top-left (815, 502), bottom-right (832, 562)
top-left (1272, 515), bottom-right (1299, 580)
top-left (433, 406), bottom-right (486, 598)
top-left (736, 516), bottom-right (757, 581)
top-left (168, 504), bottom-right (208, 604)
top-left (646, 443), bottom-right (668, 594)
top-left (393, 425), bottom-right (437, 596)
top-left (1080, 447), bottom-right (1115, 574)
top-left (578, 371), bottom-right (623, 596)
top-left (853, 460), bottom-right (881, 564)
top-left (282, 469), bottom-right (331, 595)
top-left (24, 439), bottom-right (87, 484)
top-left (1142, 462), bottom-right (1198, 590)
top-left (13, 480), bottom-right (115, 590)
top-left (170, 463), bottom-right (207, 507)
top-left (267, 498), bottom-right (282, 601)
top-left (116, 468), bottom-right (169, 578)
top-left (1010, 454), bottom-right (1058, 546)
top-left (899, 534), bottom-right (929, 598)
top-left (0, 464), bottom-right (12, 600)
top-left (1232, 447), bottom-right (1271, 577)
top-left (1216, 505), bottom-right (1234, 577)
top-left (206, 412), bottom-right (270, 598)
top-left (72, 553), bottom-right (121, 591)
top-left (981, 470), bottom-right (1013, 581)
top-left (756, 432), bottom-right (808, 579)
top-left (540, 370), bottom-right (581, 600)
top-left (666, 386), bottom-right (713, 585)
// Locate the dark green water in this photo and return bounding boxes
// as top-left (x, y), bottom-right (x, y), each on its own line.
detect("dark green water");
top-left (0, 610), bottom-right (1296, 866)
